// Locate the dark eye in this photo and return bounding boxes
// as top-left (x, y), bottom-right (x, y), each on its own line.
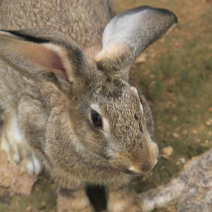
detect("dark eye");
top-left (91, 109), bottom-right (102, 128)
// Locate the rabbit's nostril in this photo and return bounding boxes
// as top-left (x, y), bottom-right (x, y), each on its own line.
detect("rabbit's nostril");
top-left (142, 164), bottom-right (151, 172)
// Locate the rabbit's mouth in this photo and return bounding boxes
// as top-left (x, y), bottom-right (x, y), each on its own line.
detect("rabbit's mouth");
top-left (108, 149), bottom-right (158, 176)
top-left (119, 167), bottom-right (143, 176)
top-left (117, 164), bottom-right (156, 176)
top-left (109, 162), bottom-right (144, 176)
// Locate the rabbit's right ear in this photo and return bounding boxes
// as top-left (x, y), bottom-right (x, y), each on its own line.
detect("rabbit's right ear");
top-left (0, 29), bottom-right (89, 94)
top-left (95, 6), bottom-right (177, 79)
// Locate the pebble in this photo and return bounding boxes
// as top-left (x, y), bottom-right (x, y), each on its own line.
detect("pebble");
top-left (180, 158), bottom-right (186, 164)
top-left (161, 146), bottom-right (174, 159)
top-left (172, 132), bottom-right (179, 138)
top-left (205, 119), bottom-right (212, 126)
top-left (135, 54), bottom-right (146, 64)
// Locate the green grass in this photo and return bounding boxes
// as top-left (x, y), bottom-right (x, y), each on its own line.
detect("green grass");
top-left (130, 1), bottom-right (212, 193)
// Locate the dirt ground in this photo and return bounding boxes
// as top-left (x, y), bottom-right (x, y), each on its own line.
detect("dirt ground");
top-left (0, 0), bottom-right (211, 212)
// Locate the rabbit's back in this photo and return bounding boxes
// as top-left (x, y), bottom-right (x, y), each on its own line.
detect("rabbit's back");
top-left (0, 0), bottom-right (111, 109)
top-left (0, 61), bottom-right (41, 111)
top-left (0, 0), bottom-right (111, 50)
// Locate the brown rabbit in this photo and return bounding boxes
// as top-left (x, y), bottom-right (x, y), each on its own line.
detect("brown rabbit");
top-left (0, 1), bottom-right (177, 211)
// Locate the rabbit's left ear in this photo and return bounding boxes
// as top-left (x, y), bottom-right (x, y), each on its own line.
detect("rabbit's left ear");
top-left (95, 6), bottom-right (177, 78)
top-left (0, 29), bottom-right (89, 94)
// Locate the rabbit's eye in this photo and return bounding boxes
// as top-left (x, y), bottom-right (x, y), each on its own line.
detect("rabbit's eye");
top-left (91, 109), bottom-right (102, 128)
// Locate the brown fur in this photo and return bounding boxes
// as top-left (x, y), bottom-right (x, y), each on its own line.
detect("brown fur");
top-left (0, 0), bottom-right (110, 51)
top-left (0, 1), bottom-right (177, 211)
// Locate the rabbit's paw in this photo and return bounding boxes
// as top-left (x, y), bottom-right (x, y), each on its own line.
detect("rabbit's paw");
top-left (19, 152), bottom-right (42, 175)
top-left (108, 198), bottom-right (143, 212)
top-left (1, 113), bottom-right (42, 175)
top-left (108, 185), bottom-right (143, 212)
top-left (58, 206), bottom-right (95, 212)
top-left (57, 187), bottom-right (95, 212)
top-left (57, 197), bottom-right (95, 212)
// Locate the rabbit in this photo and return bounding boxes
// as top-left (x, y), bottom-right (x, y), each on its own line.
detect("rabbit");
top-left (0, 0), bottom-right (177, 211)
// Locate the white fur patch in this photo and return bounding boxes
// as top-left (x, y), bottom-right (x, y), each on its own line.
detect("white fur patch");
top-left (8, 115), bottom-right (25, 145)
top-left (0, 31), bottom-right (19, 38)
top-left (19, 153), bottom-right (42, 176)
top-left (130, 86), bottom-right (138, 95)
top-left (95, 43), bottom-right (128, 63)
top-left (147, 132), bottom-right (152, 142)
top-left (91, 104), bottom-right (110, 133)
top-left (129, 166), bottom-right (141, 174)
top-left (1, 135), bottom-right (9, 153)
top-left (131, 86), bottom-right (144, 114)
top-left (26, 160), bottom-right (34, 175)
top-left (109, 201), bottom-right (125, 212)
top-left (129, 166), bottom-right (137, 172)
top-left (103, 117), bottom-right (110, 133)
top-left (140, 103), bottom-right (144, 114)
top-left (32, 154), bottom-right (42, 175)
top-left (164, 23), bottom-right (177, 37)
top-left (1, 113), bottom-right (42, 175)
top-left (142, 199), bottom-right (155, 212)
top-left (13, 153), bottom-right (20, 164)
top-left (91, 103), bottom-right (102, 115)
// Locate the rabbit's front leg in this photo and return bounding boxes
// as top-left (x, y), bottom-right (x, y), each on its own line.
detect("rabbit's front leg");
top-left (107, 184), bottom-right (143, 212)
top-left (57, 186), bottom-right (95, 212)
top-left (1, 111), bottom-right (42, 175)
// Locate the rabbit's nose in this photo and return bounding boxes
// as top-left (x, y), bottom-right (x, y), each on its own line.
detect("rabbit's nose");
top-left (139, 142), bottom-right (158, 174)
top-left (140, 159), bottom-right (157, 173)
top-left (150, 141), bottom-right (159, 159)
top-left (128, 157), bottom-right (157, 175)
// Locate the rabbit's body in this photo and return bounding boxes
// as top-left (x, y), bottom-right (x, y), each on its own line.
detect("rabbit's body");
top-left (0, 61), bottom-right (46, 175)
top-left (0, 0), bottom-right (111, 50)
top-left (0, 0), bottom-right (112, 181)
top-left (0, 62), bottom-right (130, 185)
top-left (0, 1), bottom-right (177, 211)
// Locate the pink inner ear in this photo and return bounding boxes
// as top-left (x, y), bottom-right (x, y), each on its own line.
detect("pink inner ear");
top-left (23, 42), bottom-right (68, 79)
top-left (47, 48), bottom-right (67, 79)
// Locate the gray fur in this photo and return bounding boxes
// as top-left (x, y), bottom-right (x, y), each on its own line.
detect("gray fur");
top-left (95, 6), bottom-right (177, 74)
top-left (0, 0), bottom-right (111, 51)
top-left (0, 1), bottom-right (177, 211)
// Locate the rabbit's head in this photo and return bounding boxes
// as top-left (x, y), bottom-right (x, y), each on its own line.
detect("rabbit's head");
top-left (71, 74), bottom-right (158, 175)
top-left (0, 6), bottom-right (177, 175)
